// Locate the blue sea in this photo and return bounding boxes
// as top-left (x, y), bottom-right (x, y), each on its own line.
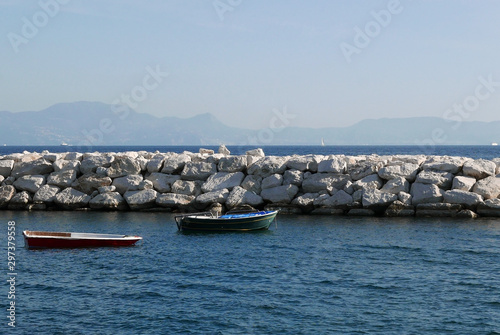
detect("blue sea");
top-left (1, 144), bottom-right (500, 159)
top-left (1, 145), bottom-right (500, 334)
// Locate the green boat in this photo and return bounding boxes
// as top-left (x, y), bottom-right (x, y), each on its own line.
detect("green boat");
top-left (175, 210), bottom-right (278, 232)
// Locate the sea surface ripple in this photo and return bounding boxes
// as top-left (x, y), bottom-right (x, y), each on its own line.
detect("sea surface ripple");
top-left (1, 211), bottom-right (499, 334)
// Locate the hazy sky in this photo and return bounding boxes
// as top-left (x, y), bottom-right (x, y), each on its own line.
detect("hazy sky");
top-left (1, 0), bottom-right (500, 129)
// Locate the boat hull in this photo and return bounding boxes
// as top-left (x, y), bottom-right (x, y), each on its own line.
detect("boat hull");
top-left (177, 211), bottom-right (278, 232)
top-left (23, 231), bottom-right (142, 249)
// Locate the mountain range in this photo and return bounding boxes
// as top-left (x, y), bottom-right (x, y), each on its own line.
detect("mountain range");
top-left (1, 101), bottom-right (499, 146)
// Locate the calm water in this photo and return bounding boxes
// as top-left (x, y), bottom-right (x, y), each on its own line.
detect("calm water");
top-left (1, 145), bottom-right (500, 159)
top-left (1, 211), bottom-right (499, 334)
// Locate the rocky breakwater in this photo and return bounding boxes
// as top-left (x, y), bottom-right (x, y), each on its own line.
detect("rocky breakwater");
top-left (1, 147), bottom-right (500, 218)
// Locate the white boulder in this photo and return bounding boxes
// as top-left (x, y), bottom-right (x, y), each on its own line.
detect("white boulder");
top-left (218, 156), bottom-right (247, 172)
top-left (0, 160), bottom-right (14, 177)
top-left (410, 183), bottom-right (443, 205)
top-left (472, 176), bottom-right (500, 199)
top-left (145, 173), bottom-right (180, 193)
top-left (452, 176), bottom-right (476, 191)
top-left (201, 172), bottom-right (245, 192)
top-left (196, 189), bottom-right (230, 205)
top-left (89, 192), bottom-right (127, 210)
top-left (54, 188), bottom-right (91, 209)
top-left (124, 189), bottom-right (158, 210)
top-left (181, 162), bottom-right (217, 181)
top-left (462, 159), bottom-right (496, 179)
top-left (13, 175), bottom-right (46, 193)
top-left (378, 163), bottom-right (420, 181)
top-left (362, 189), bottom-right (398, 208)
top-left (226, 186), bottom-right (264, 208)
top-left (443, 190), bottom-right (483, 207)
top-left (261, 184), bottom-right (299, 204)
top-left (33, 185), bottom-right (60, 203)
top-left (380, 177), bottom-right (410, 194)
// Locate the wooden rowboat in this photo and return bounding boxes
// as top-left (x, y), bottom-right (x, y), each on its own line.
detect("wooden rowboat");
top-left (23, 230), bottom-right (142, 249)
top-left (175, 210), bottom-right (278, 232)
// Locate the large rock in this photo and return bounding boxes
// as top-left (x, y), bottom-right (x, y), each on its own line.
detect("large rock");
top-left (246, 156), bottom-right (288, 178)
top-left (443, 190), bottom-right (483, 207)
top-left (156, 193), bottom-right (195, 208)
top-left (261, 174), bottom-right (283, 189)
top-left (107, 156), bottom-right (142, 178)
top-left (196, 189), bottom-right (230, 205)
top-left (74, 173), bottom-right (113, 195)
top-left (54, 188), bottom-right (91, 209)
top-left (410, 183), bottom-right (443, 205)
top-left (11, 159), bottom-right (53, 178)
top-left (291, 193), bottom-right (318, 208)
top-left (0, 160), bottom-right (14, 177)
top-left (161, 154), bottom-right (191, 174)
top-left (462, 159), bottom-right (496, 179)
top-left (246, 148), bottom-right (265, 157)
top-left (0, 185), bottom-right (16, 208)
top-left (13, 175), bottom-right (46, 193)
top-left (422, 156), bottom-right (468, 174)
top-left (33, 185), bottom-right (60, 203)
top-left (321, 190), bottom-right (353, 208)
top-left (261, 184), bottom-right (299, 204)
top-left (352, 174), bottom-right (383, 191)
top-left (302, 173), bottom-right (351, 193)
top-left (378, 163), bottom-right (419, 181)
top-left (218, 144), bottom-right (230, 155)
top-left (47, 169), bottom-right (77, 188)
top-left (181, 162), bottom-right (217, 181)
top-left (201, 172), bottom-right (245, 192)
top-left (62, 152), bottom-right (83, 161)
top-left (241, 175), bottom-right (262, 194)
top-left (146, 155), bottom-right (167, 173)
top-left (283, 170), bottom-right (303, 186)
top-left (123, 189), bottom-right (158, 210)
top-left (8, 191), bottom-right (31, 210)
top-left (380, 177), bottom-right (410, 194)
top-left (477, 199), bottom-right (500, 217)
top-left (89, 192), bottom-right (127, 210)
top-left (452, 176), bottom-right (476, 191)
top-left (317, 157), bottom-right (346, 174)
top-left (226, 186), bottom-right (264, 208)
top-left (145, 173), bottom-right (180, 193)
top-left (112, 175), bottom-right (143, 194)
top-left (472, 176), bottom-right (500, 199)
top-left (171, 180), bottom-right (201, 196)
top-left (287, 155), bottom-right (316, 172)
top-left (217, 156), bottom-right (247, 172)
top-left (415, 170), bottom-right (454, 189)
top-left (362, 189), bottom-right (398, 208)
top-left (348, 161), bottom-right (383, 181)
top-left (80, 155), bottom-right (114, 174)
top-left (53, 159), bottom-right (81, 173)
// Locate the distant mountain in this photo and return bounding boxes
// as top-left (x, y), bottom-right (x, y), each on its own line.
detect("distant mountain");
top-left (1, 101), bottom-right (499, 146)
top-left (0, 102), bottom-right (250, 146)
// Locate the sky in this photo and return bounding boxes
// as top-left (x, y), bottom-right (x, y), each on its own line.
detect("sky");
top-left (1, 0), bottom-right (500, 130)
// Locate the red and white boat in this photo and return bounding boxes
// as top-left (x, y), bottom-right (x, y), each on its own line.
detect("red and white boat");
top-left (23, 230), bottom-right (142, 249)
